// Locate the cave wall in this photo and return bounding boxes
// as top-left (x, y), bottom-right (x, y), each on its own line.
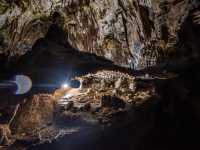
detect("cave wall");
top-left (0, 0), bottom-right (200, 69)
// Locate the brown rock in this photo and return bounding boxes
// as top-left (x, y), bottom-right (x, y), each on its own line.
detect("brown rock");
top-left (101, 95), bottom-right (125, 109)
top-left (0, 0), bottom-right (199, 69)
top-left (10, 94), bottom-right (56, 135)
top-left (0, 124), bottom-right (11, 146)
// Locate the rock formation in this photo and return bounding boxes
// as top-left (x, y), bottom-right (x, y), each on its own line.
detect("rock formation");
top-left (1, 70), bottom-right (161, 149)
top-left (0, 0), bottom-right (200, 69)
top-left (0, 0), bottom-right (200, 150)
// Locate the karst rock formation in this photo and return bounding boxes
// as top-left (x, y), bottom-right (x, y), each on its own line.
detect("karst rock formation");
top-left (0, 0), bottom-right (200, 150)
top-left (0, 0), bottom-right (199, 69)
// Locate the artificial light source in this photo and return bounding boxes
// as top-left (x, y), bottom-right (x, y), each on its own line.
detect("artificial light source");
top-left (61, 83), bottom-right (69, 88)
top-left (0, 75), bottom-right (32, 95)
top-left (14, 75), bottom-right (32, 95)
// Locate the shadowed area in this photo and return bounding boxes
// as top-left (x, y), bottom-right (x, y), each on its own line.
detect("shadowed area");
top-left (12, 24), bottom-right (132, 93)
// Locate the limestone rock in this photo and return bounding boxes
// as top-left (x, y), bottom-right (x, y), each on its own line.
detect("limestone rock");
top-left (101, 95), bottom-right (126, 109)
top-left (2, 70), bottom-right (161, 148)
top-left (56, 70), bottom-right (157, 117)
top-left (0, 0), bottom-right (199, 69)
top-left (10, 94), bottom-right (56, 135)
top-left (0, 124), bottom-right (11, 146)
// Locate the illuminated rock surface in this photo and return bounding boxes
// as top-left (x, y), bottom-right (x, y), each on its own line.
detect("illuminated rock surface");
top-left (0, 0), bottom-right (200, 150)
top-left (1, 67), bottom-right (197, 150)
top-left (0, 0), bottom-right (200, 69)
top-left (0, 70), bottom-right (161, 149)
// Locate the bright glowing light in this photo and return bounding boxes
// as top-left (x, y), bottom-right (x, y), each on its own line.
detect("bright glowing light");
top-left (0, 75), bottom-right (32, 95)
top-left (62, 93), bottom-right (73, 99)
top-left (61, 83), bottom-right (69, 88)
top-left (15, 75), bottom-right (32, 95)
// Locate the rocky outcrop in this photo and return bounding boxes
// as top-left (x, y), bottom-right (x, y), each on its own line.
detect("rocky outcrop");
top-left (10, 94), bottom-right (56, 135)
top-left (1, 65), bottom-right (200, 149)
top-left (0, 0), bottom-right (200, 69)
top-left (0, 70), bottom-right (160, 149)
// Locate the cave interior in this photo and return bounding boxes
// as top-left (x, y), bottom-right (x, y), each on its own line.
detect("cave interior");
top-left (0, 2), bottom-right (200, 150)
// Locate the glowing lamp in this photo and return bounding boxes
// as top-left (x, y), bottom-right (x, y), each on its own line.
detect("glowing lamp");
top-left (61, 83), bottom-right (69, 88)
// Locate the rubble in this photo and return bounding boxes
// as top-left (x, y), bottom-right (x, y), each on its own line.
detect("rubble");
top-left (0, 70), bottom-right (160, 149)
top-left (0, 124), bottom-right (11, 146)
top-left (10, 94), bottom-right (57, 135)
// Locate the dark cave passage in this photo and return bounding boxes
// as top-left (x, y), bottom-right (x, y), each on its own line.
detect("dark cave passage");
top-left (0, 23), bottom-right (133, 123)
top-left (0, 23), bottom-right (133, 101)
top-left (12, 24), bottom-right (133, 94)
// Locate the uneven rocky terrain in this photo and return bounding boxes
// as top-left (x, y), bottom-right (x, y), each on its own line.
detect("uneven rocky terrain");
top-left (0, 0), bottom-right (200, 150)
top-left (0, 69), bottom-right (172, 149)
top-left (1, 65), bottom-right (200, 150)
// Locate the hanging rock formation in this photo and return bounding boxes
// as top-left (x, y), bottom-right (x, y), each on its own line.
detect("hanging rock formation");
top-left (0, 0), bottom-right (200, 69)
